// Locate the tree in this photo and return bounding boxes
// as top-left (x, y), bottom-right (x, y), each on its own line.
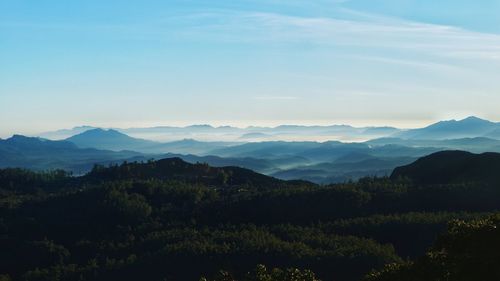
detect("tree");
top-left (201, 265), bottom-right (321, 281)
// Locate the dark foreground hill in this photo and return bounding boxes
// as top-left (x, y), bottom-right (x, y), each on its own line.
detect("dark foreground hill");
top-left (1, 156), bottom-right (500, 281)
top-left (391, 151), bottom-right (500, 184)
top-left (85, 157), bottom-right (311, 188)
top-left (366, 214), bottom-right (500, 281)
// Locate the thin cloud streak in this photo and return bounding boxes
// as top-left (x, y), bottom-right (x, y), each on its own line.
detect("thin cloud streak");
top-left (254, 96), bottom-right (299, 101)
top-left (4, 8), bottom-right (500, 61)
top-left (175, 10), bottom-right (500, 61)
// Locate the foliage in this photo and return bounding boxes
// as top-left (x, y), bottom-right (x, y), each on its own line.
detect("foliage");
top-left (0, 158), bottom-right (498, 281)
top-left (201, 264), bottom-right (321, 281)
top-left (365, 214), bottom-right (500, 281)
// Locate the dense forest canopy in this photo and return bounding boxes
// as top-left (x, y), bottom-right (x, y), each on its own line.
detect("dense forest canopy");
top-left (366, 214), bottom-right (500, 281)
top-left (1, 155), bottom-right (499, 281)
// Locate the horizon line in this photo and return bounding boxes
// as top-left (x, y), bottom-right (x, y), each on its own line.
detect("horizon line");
top-left (0, 115), bottom-right (495, 139)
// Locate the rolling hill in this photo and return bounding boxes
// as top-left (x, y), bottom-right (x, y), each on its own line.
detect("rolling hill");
top-left (391, 150), bottom-right (500, 184)
top-left (85, 157), bottom-right (311, 188)
top-left (2, 151), bottom-right (500, 281)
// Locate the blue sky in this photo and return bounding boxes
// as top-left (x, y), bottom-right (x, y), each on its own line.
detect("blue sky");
top-left (1, 0), bottom-right (500, 136)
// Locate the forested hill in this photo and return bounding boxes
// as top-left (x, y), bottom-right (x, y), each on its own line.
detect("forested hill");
top-left (84, 157), bottom-right (312, 188)
top-left (391, 151), bottom-right (500, 184)
top-left (367, 214), bottom-right (500, 281)
top-left (1, 156), bottom-right (500, 281)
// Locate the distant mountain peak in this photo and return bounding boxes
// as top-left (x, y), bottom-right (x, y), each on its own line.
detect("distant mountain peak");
top-left (3, 134), bottom-right (78, 149)
top-left (7, 134), bottom-right (42, 142)
top-left (73, 125), bottom-right (96, 129)
top-left (460, 116), bottom-right (492, 123)
top-left (431, 116), bottom-right (490, 126)
top-left (83, 128), bottom-right (122, 135)
top-left (66, 128), bottom-right (156, 151)
top-left (70, 128), bottom-right (131, 139)
top-left (186, 124), bottom-right (214, 129)
top-left (37, 125), bottom-right (99, 140)
top-left (395, 116), bottom-right (498, 140)
top-left (10, 134), bottom-right (32, 139)
top-left (7, 135), bottom-right (57, 144)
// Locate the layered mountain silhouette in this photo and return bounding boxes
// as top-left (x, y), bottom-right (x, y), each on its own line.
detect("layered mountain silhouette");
top-left (395, 116), bottom-right (500, 140)
top-left (38, 125), bottom-right (97, 139)
top-left (366, 137), bottom-right (500, 153)
top-left (0, 134), bottom-right (422, 183)
top-left (0, 135), bottom-right (148, 173)
top-left (37, 116), bottom-right (500, 143)
top-left (66, 129), bottom-right (232, 154)
top-left (67, 128), bottom-right (157, 151)
top-left (41, 123), bottom-right (403, 142)
top-left (3, 116), bottom-right (500, 183)
top-left (391, 150), bottom-right (500, 184)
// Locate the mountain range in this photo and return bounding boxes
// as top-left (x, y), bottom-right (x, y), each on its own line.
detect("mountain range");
top-left (394, 116), bottom-right (500, 140)
top-left (36, 116), bottom-right (500, 142)
top-left (40, 124), bottom-right (399, 142)
top-left (0, 135), bottom-right (149, 174)
top-left (3, 116), bottom-right (500, 183)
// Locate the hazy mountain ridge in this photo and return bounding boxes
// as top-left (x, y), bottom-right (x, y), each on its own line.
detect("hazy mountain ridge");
top-left (37, 125), bottom-right (98, 139)
top-left (38, 123), bottom-right (402, 142)
top-left (0, 135), bottom-right (152, 174)
top-left (67, 129), bottom-right (159, 151)
top-left (4, 116), bottom-right (500, 183)
top-left (35, 116), bottom-right (500, 143)
top-left (395, 116), bottom-right (500, 140)
top-left (0, 134), bottom-right (419, 183)
top-left (66, 129), bottom-right (236, 154)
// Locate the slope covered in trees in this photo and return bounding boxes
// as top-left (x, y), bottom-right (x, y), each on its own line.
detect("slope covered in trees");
top-left (0, 157), bottom-right (499, 281)
top-left (366, 214), bottom-right (500, 281)
top-left (391, 151), bottom-right (500, 184)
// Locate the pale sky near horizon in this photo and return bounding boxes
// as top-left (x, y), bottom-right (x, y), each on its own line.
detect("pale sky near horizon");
top-left (1, 0), bottom-right (500, 137)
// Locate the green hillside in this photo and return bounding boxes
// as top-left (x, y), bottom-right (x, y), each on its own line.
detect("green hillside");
top-left (1, 156), bottom-right (500, 281)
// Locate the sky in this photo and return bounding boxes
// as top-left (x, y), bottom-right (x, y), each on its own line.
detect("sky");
top-left (1, 0), bottom-right (500, 137)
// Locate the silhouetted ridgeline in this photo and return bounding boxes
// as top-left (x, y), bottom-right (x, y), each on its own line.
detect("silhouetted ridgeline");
top-left (0, 135), bottom-right (148, 174)
top-left (84, 157), bottom-right (312, 188)
top-left (1, 155), bottom-right (500, 281)
top-left (391, 151), bottom-right (500, 184)
top-left (7, 118), bottom-right (500, 184)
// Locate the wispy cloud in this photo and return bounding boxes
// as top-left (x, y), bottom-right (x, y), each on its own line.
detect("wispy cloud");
top-left (254, 96), bottom-right (299, 101)
top-left (172, 9), bottom-right (500, 62)
top-left (4, 7), bottom-right (500, 62)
